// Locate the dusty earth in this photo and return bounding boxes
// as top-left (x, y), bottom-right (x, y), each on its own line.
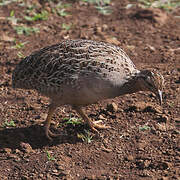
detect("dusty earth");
top-left (0, 0), bottom-right (180, 179)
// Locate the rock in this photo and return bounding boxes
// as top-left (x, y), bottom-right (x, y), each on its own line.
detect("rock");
top-left (125, 155), bottom-right (134, 161)
top-left (156, 123), bottom-right (167, 131)
top-left (105, 36), bottom-right (120, 46)
top-left (51, 169), bottom-right (59, 176)
top-left (145, 44), bottom-right (156, 52)
top-left (134, 8), bottom-right (168, 25)
top-left (99, 114), bottom-right (106, 120)
top-left (8, 154), bottom-right (21, 162)
top-left (107, 102), bottom-right (118, 112)
top-left (3, 148), bottom-right (12, 154)
top-left (15, 149), bottom-right (21, 154)
top-left (20, 142), bottom-right (34, 153)
top-left (41, 113), bottom-right (47, 119)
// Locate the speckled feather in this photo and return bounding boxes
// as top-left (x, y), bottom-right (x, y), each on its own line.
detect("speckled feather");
top-left (12, 39), bottom-right (140, 106)
top-left (12, 39), bottom-right (164, 140)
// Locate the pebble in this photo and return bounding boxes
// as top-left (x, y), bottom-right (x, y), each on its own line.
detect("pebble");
top-left (125, 155), bottom-right (134, 161)
top-left (106, 102), bottom-right (118, 112)
top-left (20, 142), bottom-right (34, 153)
top-left (3, 148), bottom-right (12, 154)
top-left (99, 114), bottom-right (106, 120)
top-left (156, 123), bottom-right (167, 131)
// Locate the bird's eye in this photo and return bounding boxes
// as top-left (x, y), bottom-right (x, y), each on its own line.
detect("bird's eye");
top-left (146, 76), bottom-right (153, 87)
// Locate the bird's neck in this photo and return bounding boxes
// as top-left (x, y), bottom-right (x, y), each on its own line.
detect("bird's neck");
top-left (117, 74), bottom-right (145, 96)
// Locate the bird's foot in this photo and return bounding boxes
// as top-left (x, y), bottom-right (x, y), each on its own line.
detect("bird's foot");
top-left (45, 129), bottom-right (62, 141)
top-left (89, 120), bottom-right (111, 132)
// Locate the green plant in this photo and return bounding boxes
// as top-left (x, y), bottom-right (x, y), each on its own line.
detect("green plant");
top-left (46, 151), bottom-right (56, 161)
top-left (138, 0), bottom-right (180, 11)
top-left (24, 10), bottom-right (48, 21)
top-left (57, 9), bottom-right (70, 17)
top-left (14, 26), bottom-right (39, 35)
top-left (7, 10), bottom-right (19, 25)
top-left (62, 23), bottom-right (71, 31)
top-left (139, 125), bottom-right (151, 131)
top-left (0, 0), bottom-right (20, 6)
top-left (81, 0), bottom-right (112, 15)
top-left (52, 2), bottom-right (71, 16)
top-left (23, 3), bottom-right (37, 13)
top-left (64, 115), bottom-right (83, 126)
top-left (17, 51), bottom-right (25, 58)
top-left (3, 120), bottom-right (16, 128)
top-left (95, 5), bottom-right (112, 15)
top-left (12, 40), bottom-right (28, 49)
top-left (77, 130), bottom-right (93, 143)
top-left (82, 0), bottom-right (110, 5)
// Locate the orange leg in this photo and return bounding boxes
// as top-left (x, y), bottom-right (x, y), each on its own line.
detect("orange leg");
top-left (73, 106), bottom-right (110, 132)
top-left (44, 104), bottom-right (60, 140)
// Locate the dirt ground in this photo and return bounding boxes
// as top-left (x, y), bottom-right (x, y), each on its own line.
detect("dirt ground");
top-left (0, 0), bottom-right (179, 179)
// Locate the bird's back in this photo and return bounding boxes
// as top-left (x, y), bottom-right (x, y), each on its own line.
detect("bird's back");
top-left (12, 39), bottom-right (139, 105)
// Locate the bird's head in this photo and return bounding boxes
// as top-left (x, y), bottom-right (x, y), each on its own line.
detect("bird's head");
top-left (137, 69), bottom-right (164, 105)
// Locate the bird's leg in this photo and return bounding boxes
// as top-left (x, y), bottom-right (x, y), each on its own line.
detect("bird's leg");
top-left (73, 106), bottom-right (110, 132)
top-left (44, 104), bottom-right (60, 140)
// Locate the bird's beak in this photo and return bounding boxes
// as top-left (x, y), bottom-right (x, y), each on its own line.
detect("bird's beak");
top-left (157, 90), bottom-right (163, 105)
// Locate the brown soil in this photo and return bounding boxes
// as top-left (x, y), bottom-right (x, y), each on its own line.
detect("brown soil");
top-left (0, 0), bottom-right (179, 179)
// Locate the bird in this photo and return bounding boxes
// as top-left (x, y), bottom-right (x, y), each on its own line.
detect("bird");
top-left (12, 39), bottom-right (164, 140)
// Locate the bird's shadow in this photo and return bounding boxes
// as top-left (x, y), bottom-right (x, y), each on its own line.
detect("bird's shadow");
top-left (0, 124), bottom-right (84, 150)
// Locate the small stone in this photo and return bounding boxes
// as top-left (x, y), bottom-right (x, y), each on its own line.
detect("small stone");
top-left (20, 142), bottom-right (34, 153)
top-left (3, 148), bottom-right (12, 154)
top-left (41, 113), bottom-right (47, 119)
top-left (107, 102), bottom-right (118, 112)
top-left (125, 155), bottom-right (134, 161)
top-left (15, 149), bottom-right (21, 154)
top-left (51, 169), bottom-right (59, 176)
top-left (156, 123), bottom-right (167, 131)
top-left (146, 45), bottom-right (155, 52)
top-left (99, 114), bottom-right (106, 120)
top-left (102, 24), bottom-right (108, 31)
top-left (105, 36), bottom-right (120, 46)
top-left (52, 169), bottom-right (58, 173)
top-left (8, 154), bottom-right (21, 162)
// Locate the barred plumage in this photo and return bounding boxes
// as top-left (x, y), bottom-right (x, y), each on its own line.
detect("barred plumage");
top-left (12, 39), bottom-right (164, 140)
